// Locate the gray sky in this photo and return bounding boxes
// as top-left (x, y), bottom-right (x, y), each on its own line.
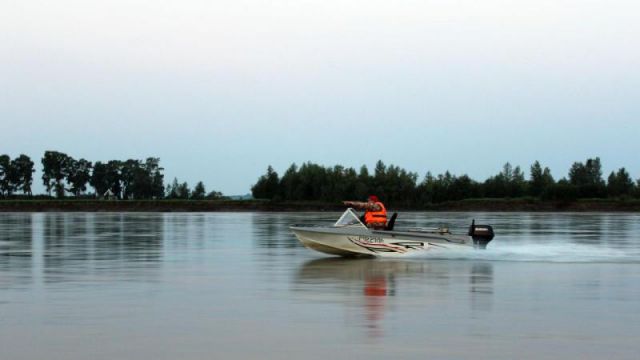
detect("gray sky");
top-left (2, 0), bottom-right (639, 195)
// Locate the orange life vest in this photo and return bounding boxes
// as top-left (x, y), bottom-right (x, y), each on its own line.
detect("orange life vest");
top-left (364, 202), bottom-right (387, 225)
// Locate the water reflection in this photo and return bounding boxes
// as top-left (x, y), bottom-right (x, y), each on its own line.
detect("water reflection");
top-left (294, 258), bottom-right (494, 338)
top-left (469, 263), bottom-right (493, 311)
top-left (525, 213), bottom-right (636, 247)
top-left (251, 213), bottom-right (304, 249)
top-left (42, 213), bottom-right (164, 283)
top-left (603, 214), bottom-right (632, 248)
top-left (0, 213), bottom-right (167, 287)
top-left (568, 214), bottom-right (603, 245)
top-left (0, 214), bottom-right (33, 288)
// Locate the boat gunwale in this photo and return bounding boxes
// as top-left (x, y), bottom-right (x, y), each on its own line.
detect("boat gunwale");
top-left (290, 225), bottom-right (468, 243)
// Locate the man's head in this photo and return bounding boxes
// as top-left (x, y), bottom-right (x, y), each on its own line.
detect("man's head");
top-left (368, 195), bottom-right (379, 203)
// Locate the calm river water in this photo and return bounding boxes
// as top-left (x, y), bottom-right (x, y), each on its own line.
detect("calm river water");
top-left (1, 212), bottom-right (639, 360)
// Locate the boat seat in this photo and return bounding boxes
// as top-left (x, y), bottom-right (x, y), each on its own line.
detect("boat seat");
top-left (386, 213), bottom-right (398, 231)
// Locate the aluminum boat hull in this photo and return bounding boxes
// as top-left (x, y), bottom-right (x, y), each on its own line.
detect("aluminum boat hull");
top-left (291, 225), bottom-right (476, 257)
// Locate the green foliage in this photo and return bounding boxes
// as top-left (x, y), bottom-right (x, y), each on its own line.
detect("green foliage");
top-left (42, 151), bottom-right (64, 197)
top-left (370, 163), bottom-right (419, 207)
top-left (177, 182), bottom-right (190, 199)
top-left (417, 171), bottom-right (480, 204)
top-left (104, 160), bottom-right (123, 198)
top-left (252, 161), bottom-right (418, 206)
top-left (120, 159), bottom-right (139, 199)
top-left (279, 164), bottom-right (300, 200)
top-left (190, 181), bottom-right (222, 200)
top-left (251, 165), bottom-right (280, 200)
top-left (483, 163), bottom-right (527, 198)
top-left (145, 158), bottom-right (165, 199)
top-left (607, 168), bottom-right (634, 197)
top-left (5, 149), bottom-right (640, 206)
top-left (90, 161), bottom-right (110, 197)
top-left (66, 158), bottom-right (93, 196)
top-left (205, 190), bottom-right (223, 200)
top-left (11, 155), bottom-right (35, 195)
top-left (568, 157), bottom-right (606, 198)
top-left (251, 162), bottom-right (419, 205)
top-left (41, 151), bottom-right (71, 198)
top-left (0, 155), bottom-right (13, 196)
top-left (118, 158), bottom-right (165, 199)
top-left (191, 181), bottom-right (206, 199)
top-left (87, 158), bottom-right (164, 199)
top-left (4, 151), bottom-right (228, 200)
top-left (251, 158), bottom-right (639, 207)
top-left (166, 178), bottom-right (190, 199)
top-left (354, 165), bottom-right (370, 199)
top-left (542, 178), bottom-right (578, 201)
top-left (529, 161), bottom-right (555, 197)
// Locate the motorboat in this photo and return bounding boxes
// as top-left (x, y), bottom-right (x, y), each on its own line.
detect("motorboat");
top-left (290, 208), bottom-right (494, 257)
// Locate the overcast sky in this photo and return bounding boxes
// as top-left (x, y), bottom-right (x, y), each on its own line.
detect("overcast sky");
top-left (2, 0), bottom-right (639, 195)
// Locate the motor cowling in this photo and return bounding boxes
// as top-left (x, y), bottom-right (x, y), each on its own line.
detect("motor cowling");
top-left (468, 220), bottom-right (494, 249)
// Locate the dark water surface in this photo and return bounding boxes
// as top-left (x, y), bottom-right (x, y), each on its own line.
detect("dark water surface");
top-left (1, 212), bottom-right (639, 360)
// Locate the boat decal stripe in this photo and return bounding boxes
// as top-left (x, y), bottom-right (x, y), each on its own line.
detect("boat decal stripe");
top-left (347, 237), bottom-right (408, 253)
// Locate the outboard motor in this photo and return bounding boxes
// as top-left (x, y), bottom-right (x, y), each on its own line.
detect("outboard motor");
top-left (468, 220), bottom-right (495, 249)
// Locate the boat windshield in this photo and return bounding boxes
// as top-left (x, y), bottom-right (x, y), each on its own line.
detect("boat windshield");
top-left (334, 208), bottom-right (366, 228)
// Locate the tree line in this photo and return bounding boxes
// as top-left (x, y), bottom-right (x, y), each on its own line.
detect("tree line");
top-left (251, 158), bottom-right (640, 207)
top-left (0, 151), bottom-right (223, 200)
top-left (0, 154), bottom-right (35, 196)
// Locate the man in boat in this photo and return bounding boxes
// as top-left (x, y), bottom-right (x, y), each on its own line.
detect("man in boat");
top-left (343, 195), bottom-right (387, 229)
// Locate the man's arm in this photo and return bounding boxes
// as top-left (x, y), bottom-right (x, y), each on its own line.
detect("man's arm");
top-left (342, 201), bottom-right (381, 211)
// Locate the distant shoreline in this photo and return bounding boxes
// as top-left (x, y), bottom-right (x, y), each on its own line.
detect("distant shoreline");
top-left (0, 199), bottom-right (639, 212)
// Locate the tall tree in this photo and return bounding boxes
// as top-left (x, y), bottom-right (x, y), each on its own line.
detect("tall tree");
top-left (165, 178), bottom-right (176, 198)
top-left (144, 157), bottom-right (165, 199)
top-left (90, 161), bottom-right (110, 197)
top-left (569, 157), bottom-right (606, 198)
top-left (251, 166), bottom-right (280, 199)
top-left (0, 155), bottom-right (12, 196)
top-left (372, 160), bottom-right (388, 200)
top-left (176, 181), bottom-right (190, 199)
top-left (449, 174), bottom-right (479, 201)
top-left (279, 164), bottom-right (300, 200)
top-left (417, 172), bottom-right (436, 204)
top-left (191, 181), bottom-right (206, 199)
top-left (206, 190), bottom-right (223, 199)
top-left (607, 168), bottom-right (634, 197)
top-left (585, 158), bottom-right (604, 186)
top-left (41, 151), bottom-right (70, 198)
top-left (11, 155), bottom-right (35, 195)
top-left (104, 160), bottom-right (122, 198)
top-left (66, 158), bottom-right (93, 196)
top-left (483, 163), bottom-right (509, 198)
top-left (529, 161), bottom-right (555, 197)
top-left (510, 165), bottom-right (527, 197)
top-left (342, 167), bottom-right (358, 200)
top-left (119, 159), bottom-right (140, 199)
top-left (479, 162), bottom-right (526, 198)
top-left (166, 178), bottom-right (189, 199)
top-left (502, 162), bottom-right (513, 182)
top-left (354, 165), bottom-right (370, 199)
top-left (126, 157), bottom-right (164, 199)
